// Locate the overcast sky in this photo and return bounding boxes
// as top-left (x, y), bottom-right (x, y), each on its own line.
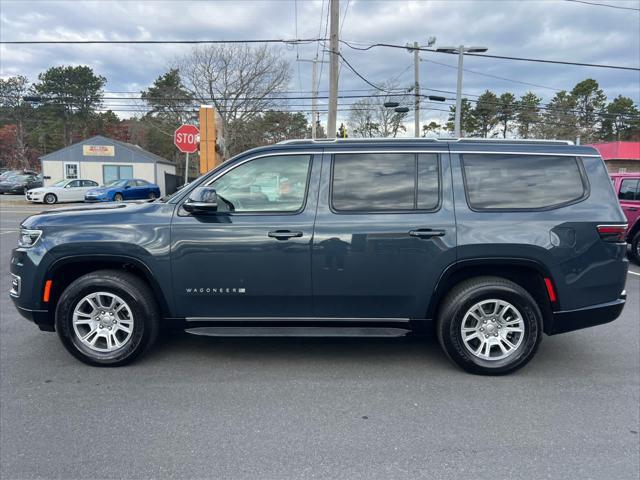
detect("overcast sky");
top-left (1, 0), bottom-right (639, 135)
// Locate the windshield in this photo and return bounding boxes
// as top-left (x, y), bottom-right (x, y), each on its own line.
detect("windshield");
top-left (52, 180), bottom-right (67, 187)
top-left (104, 179), bottom-right (128, 187)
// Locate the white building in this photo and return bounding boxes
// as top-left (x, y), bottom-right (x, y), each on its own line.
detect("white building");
top-left (40, 135), bottom-right (177, 195)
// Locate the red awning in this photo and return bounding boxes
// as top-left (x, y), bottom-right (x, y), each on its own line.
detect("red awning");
top-left (586, 142), bottom-right (640, 161)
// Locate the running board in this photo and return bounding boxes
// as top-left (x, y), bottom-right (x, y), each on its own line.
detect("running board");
top-left (185, 326), bottom-right (411, 337)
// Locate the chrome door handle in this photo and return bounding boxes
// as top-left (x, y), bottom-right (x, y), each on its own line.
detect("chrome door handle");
top-left (268, 230), bottom-right (303, 240)
top-left (409, 229), bottom-right (446, 239)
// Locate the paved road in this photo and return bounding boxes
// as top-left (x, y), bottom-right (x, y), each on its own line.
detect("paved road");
top-left (1, 197), bottom-right (638, 480)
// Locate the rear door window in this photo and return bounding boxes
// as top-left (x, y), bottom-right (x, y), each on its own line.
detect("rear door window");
top-left (331, 153), bottom-right (440, 212)
top-left (461, 154), bottom-right (587, 210)
top-left (619, 179), bottom-right (639, 201)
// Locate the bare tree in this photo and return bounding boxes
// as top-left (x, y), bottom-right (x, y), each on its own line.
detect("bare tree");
top-left (347, 85), bottom-right (408, 138)
top-left (177, 44), bottom-right (291, 157)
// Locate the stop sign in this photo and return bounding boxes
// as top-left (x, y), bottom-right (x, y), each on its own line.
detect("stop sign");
top-left (174, 125), bottom-right (200, 153)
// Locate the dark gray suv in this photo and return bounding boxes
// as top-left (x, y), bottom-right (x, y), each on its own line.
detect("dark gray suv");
top-left (10, 138), bottom-right (628, 374)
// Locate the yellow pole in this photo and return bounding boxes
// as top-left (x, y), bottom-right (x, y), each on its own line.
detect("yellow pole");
top-left (199, 105), bottom-right (218, 174)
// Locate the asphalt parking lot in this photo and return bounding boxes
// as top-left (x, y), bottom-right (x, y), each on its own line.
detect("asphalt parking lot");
top-left (0, 195), bottom-right (638, 480)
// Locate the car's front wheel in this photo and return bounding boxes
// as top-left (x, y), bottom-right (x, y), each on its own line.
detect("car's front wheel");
top-left (148, 191), bottom-right (157, 200)
top-left (113, 193), bottom-right (123, 202)
top-left (44, 193), bottom-right (57, 204)
top-left (437, 276), bottom-right (542, 375)
top-left (55, 270), bottom-right (159, 366)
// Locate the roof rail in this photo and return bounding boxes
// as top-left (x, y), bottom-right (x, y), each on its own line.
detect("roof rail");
top-left (277, 137), bottom-right (574, 146)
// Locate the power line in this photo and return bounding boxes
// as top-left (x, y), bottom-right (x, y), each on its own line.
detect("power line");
top-left (0, 38), bottom-right (323, 45)
top-left (4, 34), bottom-right (638, 71)
top-left (339, 40), bottom-right (640, 71)
top-left (563, 0), bottom-right (640, 11)
top-left (420, 57), bottom-right (563, 92)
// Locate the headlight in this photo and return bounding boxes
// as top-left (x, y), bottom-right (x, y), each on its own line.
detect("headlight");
top-left (18, 228), bottom-right (42, 248)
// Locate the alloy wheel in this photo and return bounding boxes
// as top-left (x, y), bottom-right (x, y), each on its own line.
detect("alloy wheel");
top-left (460, 299), bottom-right (525, 361)
top-left (72, 291), bottom-right (134, 352)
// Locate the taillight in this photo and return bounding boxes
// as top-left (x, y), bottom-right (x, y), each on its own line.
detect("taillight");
top-left (597, 224), bottom-right (627, 243)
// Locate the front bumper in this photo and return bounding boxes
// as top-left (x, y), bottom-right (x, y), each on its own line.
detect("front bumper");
top-left (84, 196), bottom-right (108, 202)
top-left (13, 303), bottom-right (54, 331)
top-left (548, 291), bottom-right (627, 335)
top-left (25, 191), bottom-right (43, 202)
top-left (10, 248), bottom-right (56, 332)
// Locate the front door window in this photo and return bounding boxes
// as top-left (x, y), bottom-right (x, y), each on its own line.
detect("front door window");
top-left (209, 155), bottom-right (311, 212)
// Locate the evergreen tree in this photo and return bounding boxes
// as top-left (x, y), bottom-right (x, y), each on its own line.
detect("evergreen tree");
top-left (516, 92), bottom-right (542, 139)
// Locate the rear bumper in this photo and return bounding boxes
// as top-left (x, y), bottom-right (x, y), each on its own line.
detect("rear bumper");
top-left (548, 292), bottom-right (626, 335)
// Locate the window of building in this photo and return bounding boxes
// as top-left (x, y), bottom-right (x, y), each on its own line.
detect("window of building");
top-left (64, 162), bottom-right (79, 179)
top-left (103, 165), bottom-right (134, 185)
top-left (209, 155), bottom-right (311, 212)
top-left (331, 153), bottom-right (440, 212)
top-left (462, 154), bottom-right (587, 210)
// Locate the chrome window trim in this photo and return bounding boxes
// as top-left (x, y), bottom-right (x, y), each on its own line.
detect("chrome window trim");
top-left (449, 150), bottom-right (599, 157)
top-left (325, 149), bottom-right (448, 154)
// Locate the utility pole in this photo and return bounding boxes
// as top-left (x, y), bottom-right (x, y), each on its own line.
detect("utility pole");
top-left (455, 45), bottom-right (464, 138)
top-left (413, 41), bottom-right (420, 138)
top-left (327, 0), bottom-right (339, 138)
top-left (297, 57), bottom-right (329, 139)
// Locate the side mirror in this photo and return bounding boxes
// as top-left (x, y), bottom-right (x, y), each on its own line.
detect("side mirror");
top-left (183, 186), bottom-right (219, 214)
top-left (125, 185), bottom-right (131, 189)
top-left (64, 184), bottom-right (71, 188)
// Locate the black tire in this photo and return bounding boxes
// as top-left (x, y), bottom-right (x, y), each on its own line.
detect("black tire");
top-left (113, 193), bottom-right (123, 202)
top-left (44, 193), bottom-right (57, 204)
top-left (436, 276), bottom-right (543, 375)
top-left (55, 270), bottom-right (159, 366)
top-left (630, 231), bottom-right (640, 265)
top-left (148, 191), bottom-right (157, 200)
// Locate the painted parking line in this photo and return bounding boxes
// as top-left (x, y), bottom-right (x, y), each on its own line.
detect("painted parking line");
top-left (0, 230), bottom-right (16, 235)
top-left (628, 270), bottom-right (640, 277)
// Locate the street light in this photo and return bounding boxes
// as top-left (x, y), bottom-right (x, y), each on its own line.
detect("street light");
top-left (436, 45), bottom-right (488, 137)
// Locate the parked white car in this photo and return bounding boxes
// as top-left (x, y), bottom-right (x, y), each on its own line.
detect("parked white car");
top-left (26, 179), bottom-right (100, 204)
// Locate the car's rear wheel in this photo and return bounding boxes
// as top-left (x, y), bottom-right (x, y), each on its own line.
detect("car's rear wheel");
top-left (148, 191), bottom-right (157, 200)
top-left (630, 232), bottom-right (640, 265)
top-left (437, 276), bottom-right (542, 375)
top-left (55, 270), bottom-right (159, 366)
top-left (44, 193), bottom-right (57, 204)
top-left (113, 193), bottom-right (123, 202)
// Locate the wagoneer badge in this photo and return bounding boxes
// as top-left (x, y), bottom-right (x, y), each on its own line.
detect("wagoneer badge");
top-left (185, 287), bottom-right (246, 295)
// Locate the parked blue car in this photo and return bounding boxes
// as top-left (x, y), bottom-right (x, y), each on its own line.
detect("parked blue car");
top-left (84, 179), bottom-right (160, 202)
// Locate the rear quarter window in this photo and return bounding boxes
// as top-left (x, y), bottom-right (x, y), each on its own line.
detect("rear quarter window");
top-left (461, 154), bottom-right (588, 210)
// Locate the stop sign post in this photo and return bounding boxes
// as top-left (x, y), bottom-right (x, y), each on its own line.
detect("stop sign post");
top-left (174, 125), bottom-right (200, 183)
